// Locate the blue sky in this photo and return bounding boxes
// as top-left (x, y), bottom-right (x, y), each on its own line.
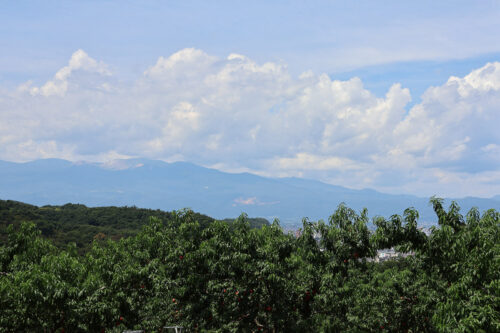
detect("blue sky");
top-left (1, 1), bottom-right (500, 198)
top-left (2, 1), bottom-right (500, 86)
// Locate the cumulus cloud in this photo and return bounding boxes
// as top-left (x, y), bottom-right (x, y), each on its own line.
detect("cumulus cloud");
top-left (0, 49), bottom-right (499, 197)
top-left (27, 49), bottom-right (111, 97)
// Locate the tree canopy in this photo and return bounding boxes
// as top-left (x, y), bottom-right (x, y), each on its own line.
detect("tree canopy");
top-left (0, 200), bottom-right (268, 253)
top-left (0, 199), bottom-right (498, 332)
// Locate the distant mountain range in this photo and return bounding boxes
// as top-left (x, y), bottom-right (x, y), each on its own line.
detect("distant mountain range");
top-left (1, 158), bottom-right (499, 226)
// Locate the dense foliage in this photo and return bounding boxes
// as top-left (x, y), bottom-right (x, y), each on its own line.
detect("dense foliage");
top-left (0, 200), bottom-right (268, 253)
top-left (0, 198), bottom-right (498, 332)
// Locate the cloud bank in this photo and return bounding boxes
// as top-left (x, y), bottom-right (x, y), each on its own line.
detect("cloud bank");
top-left (1, 49), bottom-right (499, 198)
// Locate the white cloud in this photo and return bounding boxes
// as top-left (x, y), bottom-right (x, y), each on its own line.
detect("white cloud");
top-left (482, 143), bottom-right (500, 155)
top-left (449, 62), bottom-right (500, 95)
top-left (0, 49), bottom-right (499, 197)
top-left (270, 153), bottom-right (361, 172)
top-left (28, 49), bottom-right (111, 97)
top-left (233, 197), bottom-right (280, 206)
top-left (234, 197), bottom-right (258, 206)
top-left (144, 48), bottom-right (217, 78)
top-left (392, 62), bottom-right (500, 169)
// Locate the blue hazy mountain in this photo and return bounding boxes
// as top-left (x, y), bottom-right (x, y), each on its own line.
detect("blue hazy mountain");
top-left (1, 158), bottom-right (498, 225)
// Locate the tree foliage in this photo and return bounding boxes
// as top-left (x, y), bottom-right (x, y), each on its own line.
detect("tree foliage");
top-left (0, 200), bottom-right (269, 253)
top-left (0, 199), bottom-right (498, 332)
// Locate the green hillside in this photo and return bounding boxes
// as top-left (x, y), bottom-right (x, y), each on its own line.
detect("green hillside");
top-left (0, 199), bottom-right (269, 253)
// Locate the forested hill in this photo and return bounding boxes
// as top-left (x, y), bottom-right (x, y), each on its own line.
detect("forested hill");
top-left (0, 199), bottom-right (269, 252)
top-left (1, 199), bottom-right (498, 331)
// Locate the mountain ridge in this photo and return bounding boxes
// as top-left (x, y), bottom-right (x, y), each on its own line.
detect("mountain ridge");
top-left (1, 158), bottom-right (498, 225)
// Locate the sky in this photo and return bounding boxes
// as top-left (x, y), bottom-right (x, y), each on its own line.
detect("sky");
top-left (1, 1), bottom-right (500, 198)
